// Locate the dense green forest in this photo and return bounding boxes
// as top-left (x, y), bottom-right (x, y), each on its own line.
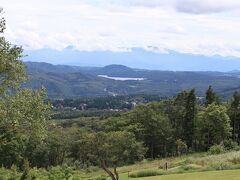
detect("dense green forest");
top-left (1, 8), bottom-right (240, 180)
top-left (24, 61), bottom-right (240, 98)
top-left (51, 94), bottom-right (162, 109)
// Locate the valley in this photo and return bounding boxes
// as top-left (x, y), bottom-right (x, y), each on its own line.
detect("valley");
top-left (24, 62), bottom-right (240, 98)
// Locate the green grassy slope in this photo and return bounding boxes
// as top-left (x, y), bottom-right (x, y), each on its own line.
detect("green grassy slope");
top-left (115, 151), bottom-right (240, 180)
top-left (1, 151), bottom-right (240, 179)
top-left (131, 170), bottom-right (240, 180)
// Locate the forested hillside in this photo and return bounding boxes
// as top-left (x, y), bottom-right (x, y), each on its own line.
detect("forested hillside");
top-left (24, 62), bottom-right (240, 98)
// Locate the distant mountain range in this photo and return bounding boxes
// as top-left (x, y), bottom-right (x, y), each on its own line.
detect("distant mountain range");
top-left (23, 62), bottom-right (240, 98)
top-left (24, 48), bottom-right (240, 72)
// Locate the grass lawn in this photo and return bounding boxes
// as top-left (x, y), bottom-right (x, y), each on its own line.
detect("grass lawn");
top-left (62, 151), bottom-right (240, 179)
top-left (125, 170), bottom-right (240, 180)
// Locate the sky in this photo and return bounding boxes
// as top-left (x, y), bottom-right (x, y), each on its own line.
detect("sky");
top-left (1, 0), bottom-right (240, 58)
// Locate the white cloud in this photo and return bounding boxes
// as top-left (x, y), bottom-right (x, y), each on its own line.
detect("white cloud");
top-left (1, 0), bottom-right (240, 57)
top-left (120, 0), bottom-right (240, 14)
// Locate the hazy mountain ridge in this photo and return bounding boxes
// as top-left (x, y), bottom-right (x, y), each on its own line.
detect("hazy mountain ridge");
top-left (24, 48), bottom-right (240, 72)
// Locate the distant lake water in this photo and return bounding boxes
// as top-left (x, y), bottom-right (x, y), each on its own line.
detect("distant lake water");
top-left (98, 75), bottom-right (146, 81)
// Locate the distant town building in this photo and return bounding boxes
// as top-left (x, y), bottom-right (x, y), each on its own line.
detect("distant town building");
top-left (79, 103), bottom-right (87, 110)
top-left (131, 102), bottom-right (137, 108)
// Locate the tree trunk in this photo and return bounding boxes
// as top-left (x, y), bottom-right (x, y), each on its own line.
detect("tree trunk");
top-left (207, 130), bottom-right (210, 149)
top-left (114, 166), bottom-right (119, 180)
top-left (151, 142), bottom-right (154, 159)
top-left (101, 161), bottom-right (117, 180)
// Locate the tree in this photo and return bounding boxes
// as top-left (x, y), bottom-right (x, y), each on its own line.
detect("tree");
top-left (205, 86), bottom-right (219, 106)
top-left (77, 131), bottom-right (146, 180)
top-left (30, 127), bottom-right (70, 168)
top-left (163, 90), bottom-right (197, 150)
top-left (198, 104), bottom-right (232, 149)
top-left (183, 89), bottom-right (197, 149)
top-left (0, 9), bottom-right (26, 95)
top-left (0, 89), bottom-right (50, 167)
top-left (68, 128), bottom-right (93, 167)
top-left (128, 103), bottom-right (173, 158)
top-left (0, 8), bottom-right (5, 33)
top-left (228, 92), bottom-right (240, 141)
top-left (0, 9), bottom-right (50, 168)
top-left (175, 139), bottom-right (187, 156)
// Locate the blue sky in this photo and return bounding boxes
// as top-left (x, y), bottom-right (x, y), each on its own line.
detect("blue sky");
top-left (2, 0), bottom-right (240, 58)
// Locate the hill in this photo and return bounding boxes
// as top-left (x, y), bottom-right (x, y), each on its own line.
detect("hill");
top-left (23, 62), bottom-right (240, 98)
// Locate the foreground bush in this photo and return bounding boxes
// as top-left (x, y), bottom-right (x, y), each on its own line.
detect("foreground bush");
top-left (129, 170), bottom-right (164, 178)
top-left (208, 145), bottom-right (225, 155)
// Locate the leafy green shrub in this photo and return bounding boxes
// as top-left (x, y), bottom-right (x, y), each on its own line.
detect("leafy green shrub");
top-left (63, 166), bottom-right (73, 180)
top-left (175, 139), bottom-right (188, 155)
top-left (223, 140), bottom-right (238, 150)
top-left (233, 146), bottom-right (240, 151)
top-left (208, 145), bottom-right (225, 155)
top-left (129, 170), bottom-right (163, 178)
top-left (0, 167), bottom-right (16, 179)
top-left (8, 165), bottom-right (19, 180)
top-left (188, 150), bottom-right (240, 168)
top-left (48, 166), bottom-right (72, 180)
top-left (182, 164), bottom-right (203, 171)
top-left (94, 175), bottom-right (107, 180)
top-left (175, 159), bottom-right (191, 166)
top-left (229, 156), bottom-right (240, 164)
top-left (86, 166), bottom-right (101, 173)
top-left (167, 164), bottom-right (202, 175)
top-left (208, 162), bottom-right (234, 171)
